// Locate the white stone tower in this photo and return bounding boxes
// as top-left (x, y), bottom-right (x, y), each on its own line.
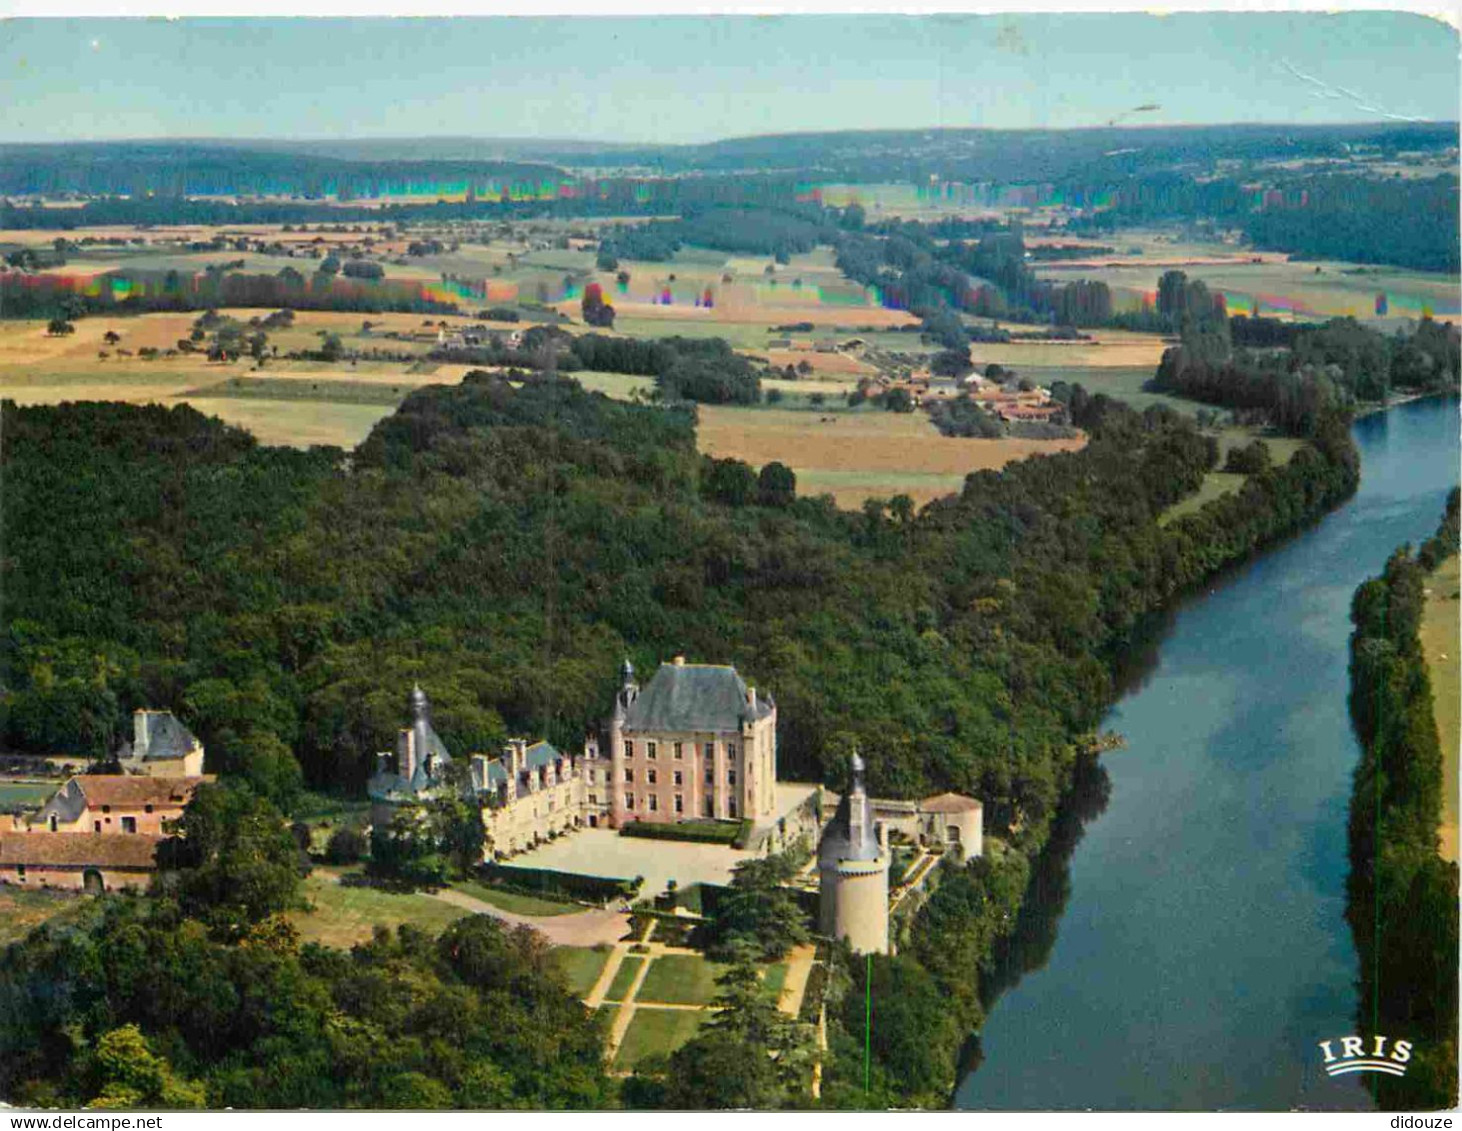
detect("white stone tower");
top-left (818, 749), bottom-right (890, 955)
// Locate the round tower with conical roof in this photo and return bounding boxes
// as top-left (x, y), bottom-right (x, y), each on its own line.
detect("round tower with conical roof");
top-left (818, 749), bottom-right (890, 955)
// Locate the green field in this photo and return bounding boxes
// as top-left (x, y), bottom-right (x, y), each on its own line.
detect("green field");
top-left (450, 879), bottom-right (581, 917)
top-left (0, 781), bottom-right (59, 810)
top-left (613, 1008), bottom-right (707, 1069)
top-left (555, 946), bottom-right (613, 997)
top-left (288, 874), bottom-right (469, 948)
top-left (184, 376), bottom-right (414, 405)
top-left (636, 953), bottom-right (729, 1006)
top-left (1158, 429), bottom-right (1308, 526)
top-left (606, 955), bottom-right (645, 1001)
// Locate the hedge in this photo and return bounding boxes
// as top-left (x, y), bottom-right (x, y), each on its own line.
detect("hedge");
top-left (476, 862), bottom-right (641, 903)
top-left (619, 818), bottom-right (744, 846)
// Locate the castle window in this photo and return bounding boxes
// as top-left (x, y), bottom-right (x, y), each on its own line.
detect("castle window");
top-left (144, 804), bottom-right (154, 814)
top-left (624, 793), bottom-right (635, 810)
top-left (703, 743), bottom-right (714, 760)
top-left (728, 744), bottom-right (737, 761)
top-left (624, 768), bottom-right (634, 783)
top-left (703, 797), bottom-right (713, 817)
top-left (94, 821), bottom-right (101, 833)
top-left (729, 800), bottom-right (738, 818)
top-left (673, 770), bottom-right (683, 786)
top-left (674, 742), bottom-right (684, 759)
top-left (16, 865), bottom-right (24, 881)
top-left (649, 795), bottom-right (658, 812)
top-left (647, 769), bottom-right (657, 785)
top-left (674, 795), bottom-right (684, 813)
top-left (589, 794), bottom-right (597, 805)
top-left (624, 741), bottom-right (634, 759)
top-left (647, 741), bottom-right (658, 760)
top-left (703, 767), bottom-right (713, 784)
top-left (728, 770), bottom-right (737, 786)
top-left (102, 805), bottom-right (111, 814)
top-left (121, 817), bottom-right (136, 834)
top-left (48, 815), bottom-right (57, 832)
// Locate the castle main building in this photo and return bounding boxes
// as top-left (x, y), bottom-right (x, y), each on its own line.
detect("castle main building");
top-left (596, 656), bottom-right (776, 827)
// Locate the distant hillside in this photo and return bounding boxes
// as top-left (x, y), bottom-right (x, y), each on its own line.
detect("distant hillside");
top-left (3, 122), bottom-right (1454, 198)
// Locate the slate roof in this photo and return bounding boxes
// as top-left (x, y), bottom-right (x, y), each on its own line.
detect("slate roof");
top-left (117, 711), bottom-right (200, 763)
top-left (919, 792), bottom-right (982, 815)
top-left (367, 719), bottom-right (453, 802)
top-left (622, 663), bottom-right (772, 734)
top-left (470, 741), bottom-right (565, 800)
top-left (0, 833), bottom-right (164, 869)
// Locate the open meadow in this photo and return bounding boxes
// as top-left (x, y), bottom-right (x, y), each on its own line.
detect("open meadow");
top-left (697, 404), bottom-right (1087, 509)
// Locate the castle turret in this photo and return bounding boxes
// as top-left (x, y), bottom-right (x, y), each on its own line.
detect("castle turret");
top-left (818, 749), bottom-right (890, 955)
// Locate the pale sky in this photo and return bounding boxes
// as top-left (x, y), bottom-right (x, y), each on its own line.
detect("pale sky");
top-left (0, 11), bottom-right (1456, 144)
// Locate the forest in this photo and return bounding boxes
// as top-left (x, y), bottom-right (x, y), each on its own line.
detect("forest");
top-left (1345, 493), bottom-right (1460, 1110)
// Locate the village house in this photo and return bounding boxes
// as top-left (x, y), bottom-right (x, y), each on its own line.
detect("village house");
top-left (114, 709), bottom-right (205, 777)
top-left (19, 774), bottom-right (212, 836)
top-left (600, 656), bottom-right (777, 827)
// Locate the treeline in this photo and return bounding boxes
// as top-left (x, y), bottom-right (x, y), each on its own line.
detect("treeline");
top-left (1345, 492), bottom-right (1460, 1110)
top-left (0, 270), bottom-right (466, 320)
top-left (597, 205), bottom-right (838, 265)
top-left (1153, 296), bottom-right (1461, 433)
top-left (566, 333), bottom-right (763, 404)
top-left (1072, 170), bottom-right (1460, 275)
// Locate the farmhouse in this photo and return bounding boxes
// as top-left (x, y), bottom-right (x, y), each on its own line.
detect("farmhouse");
top-left (19, 774), bottom-right (212, 836)
top-left (599, 656), bottom-right (777, 827)
top-left (0, 832), bottom-right (163, 893)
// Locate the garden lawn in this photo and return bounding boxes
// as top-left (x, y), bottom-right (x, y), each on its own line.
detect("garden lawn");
top-left (636, 953), bottom-right (728, 1006)
top-left (613, 1008), bottom-right (707, 1070)
top-left (450, 880), bottom-right (581, 916)
top-left (288, 874), bottom-right (468, 948)
top-left (554, 946), bottom-right (613, 997)
top-left (606, 955), bottom-right (644, 1002)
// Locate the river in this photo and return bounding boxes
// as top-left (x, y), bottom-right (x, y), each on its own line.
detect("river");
top-left (955, 395), bottom-right (1460, 1111)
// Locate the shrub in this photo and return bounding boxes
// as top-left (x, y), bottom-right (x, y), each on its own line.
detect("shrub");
top-left (620, 819), bottom-right (741, 845)
top-left (325, 826), bottom-right (366, 865)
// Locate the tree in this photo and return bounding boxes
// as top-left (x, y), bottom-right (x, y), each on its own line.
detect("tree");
top-left (160, 781), bottom-right (305, 940)
top-left (757, 462), bottom-right (796, 508)
top-left (84, 1026), bottom-right (207, 1110)
top-left (46, 318), bottom-right (75, 336)
top-left (103, 330), bottom-right (121, 345)
top-left (706, 852), bottom-right (810, 960)
top-left (931, 348), bottom-right (973, 378)
top-left (325, 825), bottom-right (367, 865)
top-left (581, 282), bottom-right (616, 329)
top-left (661, 944), bottom-right (817, 1108)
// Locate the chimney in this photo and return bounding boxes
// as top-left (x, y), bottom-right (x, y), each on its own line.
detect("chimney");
top-left (399, 728), bottom-right (416, 784)
top-left (134, 710), bottom-right (150, 759)
top-left (747, 686), bottom-right (757, 711)
top-left (673, 655), bottom-right (685, 667)
top-left (470, 754), bottom-right (489, 794)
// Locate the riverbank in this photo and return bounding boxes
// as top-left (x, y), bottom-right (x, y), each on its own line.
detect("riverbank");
top-left (1421, 553), bottom-right (1460, 862)
top-left (1344, 494), bottom-right (1459, 1111)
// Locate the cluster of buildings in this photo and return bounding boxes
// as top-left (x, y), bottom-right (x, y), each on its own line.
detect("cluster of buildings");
top-left (1, 656), bottom-right (984, 955)
top-left (0, 710), bottom-right (213, 893)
